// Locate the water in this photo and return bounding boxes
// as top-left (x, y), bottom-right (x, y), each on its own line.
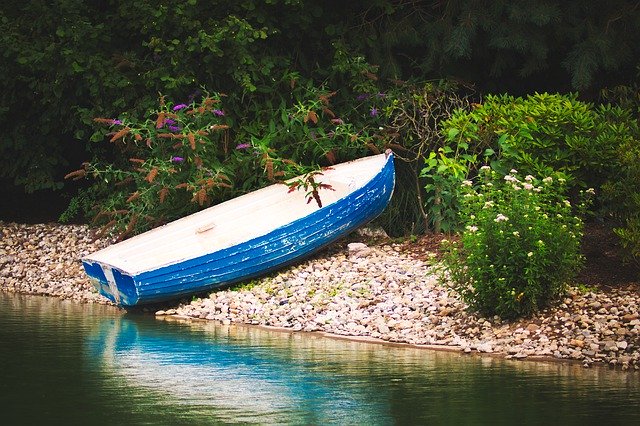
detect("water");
top-left (1, 292), bottom-right (639, 425)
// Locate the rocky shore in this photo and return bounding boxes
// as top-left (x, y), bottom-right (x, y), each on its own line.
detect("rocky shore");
top-left (1, 221), bottom-right (639, 371)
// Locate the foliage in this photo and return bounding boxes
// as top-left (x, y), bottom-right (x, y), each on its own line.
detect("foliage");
top-left (0, 0), bottom-right (320, 193)
top-left (600, 123), bottom-right (640, 268)
top-left (2, 0), bottom-right (640, 198)
top-left (442, 167), bottom-right (591, 319)
top-left (63, 70), bottom-right (397, 237)
top-left (63, 93), bottom-right (242, 237)
top-left (345, 1), bottom-right (640, 92)
top-left (383, 81), bottom-right (475, 233)
top-left (440, 93), bottom-right (628, 191)
top-left (418, 145), bottom-right (476, 234)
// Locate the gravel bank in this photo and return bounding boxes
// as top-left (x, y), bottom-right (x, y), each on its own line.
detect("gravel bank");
top-left (1, 221), bottom-right (639, 371)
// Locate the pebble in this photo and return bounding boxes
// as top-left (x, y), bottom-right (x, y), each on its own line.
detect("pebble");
top-left (1, 221), bottom-right (639, 371)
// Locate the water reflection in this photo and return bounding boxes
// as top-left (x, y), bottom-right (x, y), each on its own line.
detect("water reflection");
top-left (89, 312), bottom-right (640, 425)
top-left (2, 292), bottom-right (639, 425)
top-left (89, 315), bottom-right (392, 424)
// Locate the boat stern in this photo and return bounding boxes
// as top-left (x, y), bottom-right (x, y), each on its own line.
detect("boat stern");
top-left (82, 260), bottom-right (139, 306)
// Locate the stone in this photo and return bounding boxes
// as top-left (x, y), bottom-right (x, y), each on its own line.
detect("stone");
top-left (622, 313), bottom-right (639, 323)
top-left (570, 339), bottom-right (585, 348)
top-left (526, 323), bottom-right (540, 332)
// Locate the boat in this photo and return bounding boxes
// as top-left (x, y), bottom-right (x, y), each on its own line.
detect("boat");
top-left (82, 151), bottom-right (395, 307)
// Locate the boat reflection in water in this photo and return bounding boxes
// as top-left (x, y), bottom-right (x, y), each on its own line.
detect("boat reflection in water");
top-left (87, 314), bottom-right (393, 424)
top-left (87, 312), bottom-right (640, 425)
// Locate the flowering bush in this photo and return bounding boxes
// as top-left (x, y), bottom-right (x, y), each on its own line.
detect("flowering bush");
top-left (442, 167), bottom-right (591, 319)
top-left (63, 88), bottom-right (374, 238)
top-left (64, 93), bottom-right (240, 238)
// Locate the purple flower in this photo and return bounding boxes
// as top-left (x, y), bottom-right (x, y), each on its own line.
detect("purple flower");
top-left (235, 143), bottom-right (250, 150)
top-left (168, 125), bottom-right (182, 132)
top-left (370, 107), bottom-right (378, 117)
top-left (330, 118), bottom-right (344, 125)
top-left (171, 156), bottom-right (184, 163)
top-left (164, 118), bottom-right (176, 125)
top-left (377, 92), bottom-right (386, 98)
top-left (356, 94), bottom-right (370, 101)
top-left (173, 104), bottom-right (188, 111)
top-left (213, 109), bottom-right (225, 117)
top-left (112, 119), bottom-right (123, 125)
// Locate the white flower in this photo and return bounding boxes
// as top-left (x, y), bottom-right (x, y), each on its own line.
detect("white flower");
top-left (525, 175), bottom-right (534, 182)
top-left (510, 169), bottom-right (518, 174)
top-left (494, 213), bottom-right (509, 222)
top-left (512, 231), bottom-right (520, 237)
top-left (523, 183), bottom-right (534, 190)
top-left (483, 201), bottom-right (494, 209)
top-left (564, 200), bottom-right (571, 207)
top-left (504, 175), bottom-right (518, 183)
top-left (466, 225), bottom-right (479, 233)
top-left (512, 184), bottom-right (521, 190)
top-left (480, 165), bottom-right (491, 172)
top-left (461, 180), bottom-right (473, 187)
top-left (527, 252), bottom-right (533, 257)
top-left (586, 188), bottom-right (596, 195)
top-left (542, 177), bottom-right (553, 184)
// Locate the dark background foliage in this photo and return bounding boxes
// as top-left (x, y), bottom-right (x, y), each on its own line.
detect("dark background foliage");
top-left (1, 0), bottom-right (639, 221)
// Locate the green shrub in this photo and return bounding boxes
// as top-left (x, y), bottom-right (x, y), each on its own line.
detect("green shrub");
top-left (601, 133), bottom-right (640, 268)
top-left (442, 167), bottom-right (591, 319)
top-left (440, 93), bottom-right (624, 191)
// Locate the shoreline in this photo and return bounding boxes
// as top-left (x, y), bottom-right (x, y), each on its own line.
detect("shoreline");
top-left (1, 221), bottom-right (638, 372)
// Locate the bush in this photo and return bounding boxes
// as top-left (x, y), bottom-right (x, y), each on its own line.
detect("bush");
top-left (601, 134), bottom-right (640, 268)
top-left (63, 80), bottom-right (392, 238)
top-left (440, 93), bottom-right (625, 191)
top-left (63, 93), bottom-right (242, 237)
top-left (442, 167), bottom-right (590, 319)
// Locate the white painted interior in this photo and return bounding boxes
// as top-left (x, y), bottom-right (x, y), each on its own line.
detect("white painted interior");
top-left (84, 153), bottom-right (389, 275)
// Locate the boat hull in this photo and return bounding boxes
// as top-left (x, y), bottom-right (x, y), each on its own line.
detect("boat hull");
top-left (83, 153), bottom-right (395, 306)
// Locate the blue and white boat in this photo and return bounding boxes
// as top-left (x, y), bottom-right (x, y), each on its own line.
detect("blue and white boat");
top-left (82, 151), bottom-right (395, 306)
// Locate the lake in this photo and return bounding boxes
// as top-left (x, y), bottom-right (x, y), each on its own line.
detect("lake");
top-left (1, 291), bottom-right (638, 425)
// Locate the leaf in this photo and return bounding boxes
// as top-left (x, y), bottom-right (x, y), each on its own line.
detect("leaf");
top-left (306, 110), bottom-right (318, 124)
top-left (447, 128), bottom-right (460, 140)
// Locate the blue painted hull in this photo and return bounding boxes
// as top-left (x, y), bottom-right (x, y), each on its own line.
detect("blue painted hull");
top-left (83, 153), bottom-right (395, 306)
